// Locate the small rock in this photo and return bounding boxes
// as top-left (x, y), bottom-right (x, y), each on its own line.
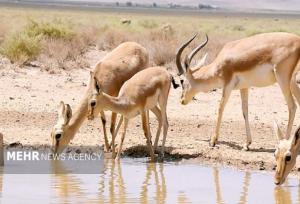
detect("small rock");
top-left (9, 97), bottom-right (14, 100)
top-left (75, 149), bottom-right (81, 154)
top-left (259, 161), bottom-right (265, 170)
top-left (259, 166), bottom-right (265, 170)
top-left (15, 119), bottom-right (20, 122)
top-left (82, 82), bottom-right (87, 87)
top-left (9, 142), bottom-right (23, 148)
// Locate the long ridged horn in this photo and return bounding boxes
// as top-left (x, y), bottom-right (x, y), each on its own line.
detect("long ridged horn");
top-left (185, 34), bottom-right (209, 69)
top-left (176, 33), bottom-right (198, 76)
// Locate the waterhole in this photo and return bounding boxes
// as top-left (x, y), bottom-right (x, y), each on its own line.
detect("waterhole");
top-left (0, 158), bottom-right (298, 203)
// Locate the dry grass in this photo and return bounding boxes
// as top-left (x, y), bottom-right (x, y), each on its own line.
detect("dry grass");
top-left (1, 7), bottom-right (300, 70)
top-left (0, 19), bottom-right (98, 69)
top-left (0, 25), bottom-right (6, 44)
top-left (97, 29), bottom-right (132, 50)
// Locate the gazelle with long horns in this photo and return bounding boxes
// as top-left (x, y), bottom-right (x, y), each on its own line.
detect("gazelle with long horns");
top-left (88, 67), bottom-right (177, 160)
top-left (176, 32), bottom-right (300, 150)
top-left (51, 42), bottom-right (149, 154)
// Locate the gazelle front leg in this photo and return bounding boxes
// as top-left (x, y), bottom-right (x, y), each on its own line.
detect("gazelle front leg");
top-left (275, 68), bottom-right (296, 138)
top-left (111, 115), bottom-right (123, 158)
top-left (141, 110), bottom-right (155, 162)
top-left (100, 111), bottom-right (110, 152)
top-left (210, 85), bottom-right (232, 147)
top-left (240, 88), bottom-right (252, 151)
top-left (108, 112), bottom-right (117, 150)
top-left (150, 106), bottom-right (162, 151)
top-left (110, 112), bottom-right (117, 138)
top-left (115, 117), bottom-right (128, 160)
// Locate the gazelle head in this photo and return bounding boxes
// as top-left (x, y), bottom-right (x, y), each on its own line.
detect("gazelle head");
top-left (51, 101), bottom-right (73, 154)
top-left (176, 33), bottom-right (209, 105)
top-left (273, 122), bottom-right (300, 185)
top-left (87, 72), bottom-right (103, 120)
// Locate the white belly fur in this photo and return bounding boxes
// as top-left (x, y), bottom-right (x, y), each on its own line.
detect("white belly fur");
top-left (234, 63), bottom-right (276, 89)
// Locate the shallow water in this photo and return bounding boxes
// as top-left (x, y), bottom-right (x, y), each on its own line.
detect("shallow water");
top-left (0, 159), bottom-right (299, 204)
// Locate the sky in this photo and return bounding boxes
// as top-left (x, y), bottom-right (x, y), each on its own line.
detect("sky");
top-left (65, 0), bottom-right (300, 11)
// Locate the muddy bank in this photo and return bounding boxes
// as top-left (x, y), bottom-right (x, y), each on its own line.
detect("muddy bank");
top-left (1, 51), bottom-right (300, 174)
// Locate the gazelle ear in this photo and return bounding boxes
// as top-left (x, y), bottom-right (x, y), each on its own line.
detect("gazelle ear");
top-left (64, 104), bottom-right (72, 124)
top-left (94, 77), bottom-right (101, 94)
top-left (273, 121), bottom-right (284, 141)
top-left (195, 53), bottom-right (208, 68)
top-left (59, 101), bottom-right (65, 117)
top-left (291, 126), bottom-right (300, 146)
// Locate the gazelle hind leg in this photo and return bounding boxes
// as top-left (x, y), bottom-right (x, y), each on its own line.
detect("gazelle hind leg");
top-left (115, 118), bottom-right (128, 160)
top-left (275, 64), bottom-right (296, 139)
top-left (150, 106), bottom-right (162, 151)
top-left (100, 111), bottom-right (110, 152)
top-left (158, 87), bottom-right (170, 158)
top-left (141, 110), bottom-right (155, 162)
top-left (210, 84), bottom-right (233, 147)
top-left (240, 88), bottom-right (252, 151)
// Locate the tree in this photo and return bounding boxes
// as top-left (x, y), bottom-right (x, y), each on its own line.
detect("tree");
top-left (126, 1), bottom-right (132, 7)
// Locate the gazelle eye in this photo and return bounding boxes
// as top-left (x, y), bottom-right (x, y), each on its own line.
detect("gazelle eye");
top-left (285, 155), bottom-right (291, 162)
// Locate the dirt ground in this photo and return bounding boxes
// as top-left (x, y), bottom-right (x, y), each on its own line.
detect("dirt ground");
top-left (1, 48), bottom-right (300, 173)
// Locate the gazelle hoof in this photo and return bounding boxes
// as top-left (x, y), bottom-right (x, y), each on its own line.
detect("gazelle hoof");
top-left (209, 141), bottom-right (216, 147)
top-left (242, 144), bottom-right (250, 151)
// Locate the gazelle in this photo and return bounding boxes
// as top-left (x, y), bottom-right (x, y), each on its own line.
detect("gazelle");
top-left (273, 122), bottom-right (300, 185)
top-left (51, 42), bottom-right (149, 154)
top-left (88, 67), bottom-right (177, 161)
top-left (176, 32), bottom-right (300, 150)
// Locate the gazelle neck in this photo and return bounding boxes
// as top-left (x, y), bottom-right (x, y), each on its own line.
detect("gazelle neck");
top-left (190, 63), bottom-right (223, 92)
top-left (100, 93), bottom-right (131, 116)
top-left (67, 96), bottom-right (89, 137)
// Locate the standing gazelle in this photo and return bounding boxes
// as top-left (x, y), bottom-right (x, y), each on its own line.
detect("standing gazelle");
top-left (51, 42), bottom-right (149, 154)
top-left (88, 67), bottom-right (177, 161)
top-left (176, 32), bottom-right (300, 150)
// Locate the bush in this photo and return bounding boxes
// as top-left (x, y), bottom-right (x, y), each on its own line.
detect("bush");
top-left (25, 20), bottom-right (74, 40)
top-left (97, 29), bottom-right (131, 50)
top-left (139, 20), bottom-right (158, 29)
top-left (0, 32), bottom-right (40, 64)
top-left (150, 40), bottom-right (175, 66)
top-left (0, 19), bottom-right (77, 64)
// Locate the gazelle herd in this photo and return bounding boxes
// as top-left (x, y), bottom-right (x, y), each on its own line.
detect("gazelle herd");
top-left (51, 32), bottom-right (300, 185)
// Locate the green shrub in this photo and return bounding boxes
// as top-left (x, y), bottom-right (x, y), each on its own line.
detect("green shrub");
top-left (0, 32), bottom-right (40, 63)
top-left (0, 19), bottom-right (75, 64)
top-left (25, 20), bottom-right (74, 40)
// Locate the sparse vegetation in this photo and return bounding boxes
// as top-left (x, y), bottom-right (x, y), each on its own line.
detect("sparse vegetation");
top-left (0, 32), bottom-right (41, 64)
top-left (0, 6), bottom-right (300, 70)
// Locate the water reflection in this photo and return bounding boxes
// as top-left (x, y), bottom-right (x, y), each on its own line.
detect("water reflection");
top-left (0, 160), bottom-right (299, 203)
top-left (274, 183), bottom-right (292, 204)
